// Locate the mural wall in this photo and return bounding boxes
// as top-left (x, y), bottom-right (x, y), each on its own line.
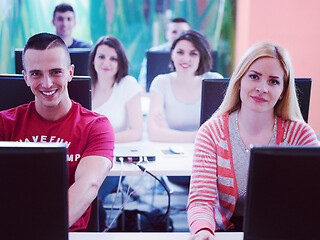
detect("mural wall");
top-left (0, 0), bottom-right (235, 79)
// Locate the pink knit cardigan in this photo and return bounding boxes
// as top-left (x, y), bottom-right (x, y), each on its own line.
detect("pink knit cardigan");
top-left (187, 113), bottom-right (319, 234)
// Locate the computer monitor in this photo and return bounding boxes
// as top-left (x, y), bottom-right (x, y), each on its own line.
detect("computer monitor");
top-left (0, 74), bottom-right (92, 110)
top-left (244, 146), bottom-right (320, 240)
top-left (146, 50), bottom-right (218, 92)
top-left (0, 141), bottom-right (68, 240)
top-left (200, 78), bottom-right (312, 125)
top-left (15, 48), bottom-right (91, 76)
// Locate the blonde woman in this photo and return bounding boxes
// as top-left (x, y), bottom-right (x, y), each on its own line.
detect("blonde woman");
top-left (187, 42), bottom-right (319, 240)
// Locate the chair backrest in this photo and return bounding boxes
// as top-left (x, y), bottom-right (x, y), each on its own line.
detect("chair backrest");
top-left (200, 78), bottom-right (229, 125)
top-left (146, 51), bottom-right (171, 92)
top-left (85, 197), bottom-right (99, 232)
top-left (295, 78), bottom-right (312, 123)
top-left (15, 48), bottom-right (91, 76)
top-left (68, 48), bottom-right (91, 76)
top-left (200, 78), bottom-right (312, 125)
top-left (0, 74), bottom-right (92, 110)
top-left (146, 50), bottom-right (218, 92)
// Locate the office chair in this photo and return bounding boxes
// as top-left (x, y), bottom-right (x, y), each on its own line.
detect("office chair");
top-left (200, 78), bottom-right (312, 125)
top-left (146, 50), bottom-right (218, 92)
top-left (85, 197), bottom-right (99, 232)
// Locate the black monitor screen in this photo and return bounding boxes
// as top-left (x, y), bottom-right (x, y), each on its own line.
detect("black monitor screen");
top-left (15, 48), bottom-right (91, 76)
top-left (245, 146), bottom-right (320, 240)
top-left (200, 78), bottom-right (311, 125)
top-left (0, 142), bottom-right (68, 240)
top-left (146, 50), bottom-right (218, 92)
top-left (0, 74), bottom-right (92, 110)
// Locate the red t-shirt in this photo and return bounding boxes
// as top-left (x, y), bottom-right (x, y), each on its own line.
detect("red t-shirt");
top-left (0, 101), bottom-right (115, 231)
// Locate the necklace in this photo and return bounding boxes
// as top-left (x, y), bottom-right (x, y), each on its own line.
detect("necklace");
top-left (235, 111), bottom-right (250, 153)
top-left (236, 110), bottom-right (276, 152)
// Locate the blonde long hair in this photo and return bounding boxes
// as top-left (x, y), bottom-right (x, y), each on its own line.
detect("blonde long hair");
top-left (213, 42), bottom-right (304, 122)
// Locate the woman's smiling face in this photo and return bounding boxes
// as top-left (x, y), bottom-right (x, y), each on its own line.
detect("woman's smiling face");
top-left (171, 40), bottom-right (200, 75)
top-left (94, 44), bottom-right (119, 80)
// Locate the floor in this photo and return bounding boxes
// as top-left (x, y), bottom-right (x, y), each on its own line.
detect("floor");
top-left (101, 175), bottom-right (189, 232)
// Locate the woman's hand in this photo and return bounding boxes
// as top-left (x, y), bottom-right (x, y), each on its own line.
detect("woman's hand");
top-left (189, 229), bottom-right (215, 240)
top-left (152, 112), bottom-right (169, 129)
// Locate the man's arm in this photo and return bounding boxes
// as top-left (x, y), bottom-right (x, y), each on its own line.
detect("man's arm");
top-left (68, 155), bottom-right (112, 227)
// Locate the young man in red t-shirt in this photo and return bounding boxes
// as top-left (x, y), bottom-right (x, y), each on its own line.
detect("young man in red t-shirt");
top-left (0, 33), bottom-right (114, 231)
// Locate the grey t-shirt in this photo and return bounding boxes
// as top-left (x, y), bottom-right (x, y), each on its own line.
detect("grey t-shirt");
top-left (229, 110), bottom-right (277, 216)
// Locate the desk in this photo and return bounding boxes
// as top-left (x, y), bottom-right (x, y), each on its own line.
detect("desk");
top-left (109, 141), bottom-right (194, 176)
top-left (69, 232), bottom-right (244, 240)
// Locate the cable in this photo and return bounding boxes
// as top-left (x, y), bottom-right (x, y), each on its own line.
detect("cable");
top-left (136, 155), bottom-right (144, 166)
top-left (143, 155), bottom-right (150, 164)
top-left (104, 157), bottom-right (144, 232)
top-left (106, 157), bottom-right (124, 227)
top-left (134, 163), bottom-right (171, 225)
top-left (104, 186), bottom-right (138, 232)
top-left (103, 159), bottom-right (171, 232)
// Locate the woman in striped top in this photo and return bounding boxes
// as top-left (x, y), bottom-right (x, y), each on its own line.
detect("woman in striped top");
top-left (187, 42), bottom-right (319, 240)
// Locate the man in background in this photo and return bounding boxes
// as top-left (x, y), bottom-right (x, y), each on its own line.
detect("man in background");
top-left (138, 18), bottom-right (190, 90)
top-left (52, 3), bottom-right (91, 48)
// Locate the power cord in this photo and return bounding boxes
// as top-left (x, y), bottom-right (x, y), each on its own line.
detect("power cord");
top-left (106, 157), bottom-right (124, 228)
top-left (134, 162), bottom-right (171, 224)
top-left (104, 157), bottom-right (145, 232)
top-left (103, 157), bottom-right (171, 231)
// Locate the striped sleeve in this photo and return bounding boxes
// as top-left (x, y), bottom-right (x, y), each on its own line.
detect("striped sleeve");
top-left (280, 120), bottom-right (319, 146)
top-left (187, 117), bottom-right (225, 234)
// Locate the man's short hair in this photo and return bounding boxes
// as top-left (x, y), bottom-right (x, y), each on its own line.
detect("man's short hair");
top-left (53, 3), bottom-right (74, 18)
top-left (22, 33), bottom-right (71, 69)
top-left (171, 18), bottom-right (189, 24)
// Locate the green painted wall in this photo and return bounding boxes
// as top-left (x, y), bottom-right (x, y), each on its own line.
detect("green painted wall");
top-left (0, 0), bottom-right (235, 78)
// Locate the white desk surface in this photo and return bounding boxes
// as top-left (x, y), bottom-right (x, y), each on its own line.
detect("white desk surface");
top-left (109, 140), bottom-right (194, 176)
top-left (69, 232), bottom-right (244, 240)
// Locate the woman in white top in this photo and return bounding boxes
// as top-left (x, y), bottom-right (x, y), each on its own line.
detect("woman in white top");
top-left (89, 35), bottom-right (143, 143)
top-left (147, 30), bottom-right (223, 143)
top-left (88, 36), bottom-right (143, 208)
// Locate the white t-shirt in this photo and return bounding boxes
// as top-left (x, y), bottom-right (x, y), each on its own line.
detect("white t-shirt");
top-left (93, 75), bottom-right (141, 132)
top-left (150, 71), bottom-right (223, 131)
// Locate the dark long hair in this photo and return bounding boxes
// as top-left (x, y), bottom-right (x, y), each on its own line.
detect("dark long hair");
top-left (88, 36), bottom-right (129, 87)
top-left (170, 30), bottom-right (212, 75)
